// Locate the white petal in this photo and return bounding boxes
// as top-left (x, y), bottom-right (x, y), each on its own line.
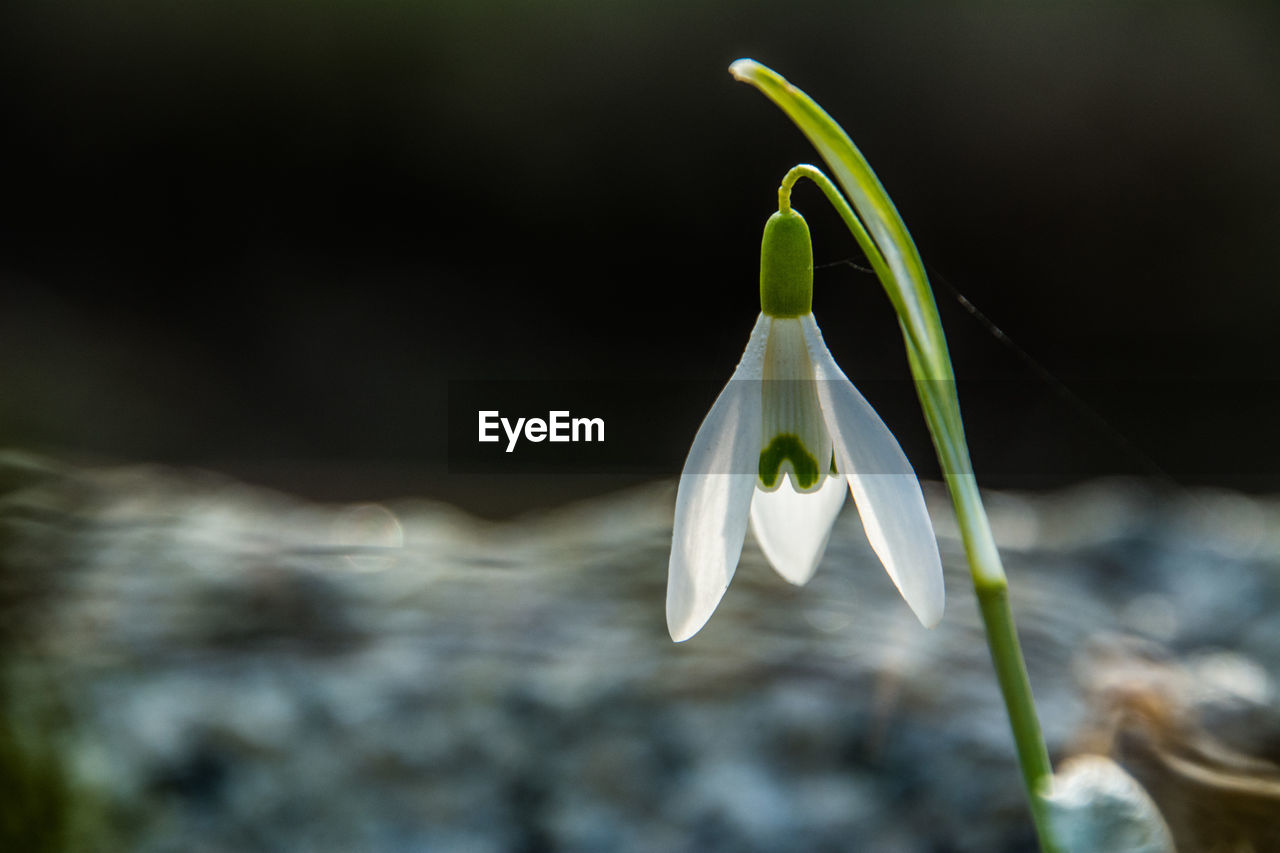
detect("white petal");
top-left (667, 314), bottom-right (770, 642)
top-left (749, 474), bottom-right (846, 585)
top-left (759, 317), bottom-right (833, 493)
top-left (801, 315), bottom-right (945, 628)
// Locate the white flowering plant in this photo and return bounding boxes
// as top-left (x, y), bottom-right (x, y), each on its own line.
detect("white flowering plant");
top-left (664, 59), bottom-right (1075, 852)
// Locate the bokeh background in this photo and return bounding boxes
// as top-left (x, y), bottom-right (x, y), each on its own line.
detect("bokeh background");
top-left (5, 5), bottom-right (1280, 853)
top-left (3, 1), bottom-right (1279, 512)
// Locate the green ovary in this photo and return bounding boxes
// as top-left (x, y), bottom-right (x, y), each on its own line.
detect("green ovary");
top-left (759, 210), bottom-right (813, 318)
top-left (758, 433), bottom-right (821, 491)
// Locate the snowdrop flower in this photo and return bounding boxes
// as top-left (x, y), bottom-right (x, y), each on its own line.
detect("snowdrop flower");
top-left (666, 208), bottom-right (944, 641)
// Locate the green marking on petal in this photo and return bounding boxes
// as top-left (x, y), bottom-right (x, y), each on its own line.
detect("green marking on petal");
top-left (758, 433), bottom-right (821, 491)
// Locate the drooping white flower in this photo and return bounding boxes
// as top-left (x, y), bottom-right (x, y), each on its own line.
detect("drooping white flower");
top-left (666, 208), bottom-right (944, 642)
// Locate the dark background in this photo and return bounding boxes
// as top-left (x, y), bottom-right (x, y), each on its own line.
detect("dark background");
top-left (2, 1), bottom-right (1279, 513)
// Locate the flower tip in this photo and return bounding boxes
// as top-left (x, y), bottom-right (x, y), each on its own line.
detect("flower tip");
top-left (916, 601), bottom-right (944, 630)
top-left (666, 610), bottom-right (706, 643)
top-left (909, 587), bottom-right (945, 629)
top-left (728, 58), bottom-right (759, 81)
top-left (666, 573), bottom-right (718, 643)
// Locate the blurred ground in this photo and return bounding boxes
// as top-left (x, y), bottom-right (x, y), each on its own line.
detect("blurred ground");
top-left (2, 453), bottom-right (1279, 852)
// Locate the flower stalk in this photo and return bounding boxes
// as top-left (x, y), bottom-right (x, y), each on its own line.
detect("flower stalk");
top-left (732, 59), bottom-right (1059, 851)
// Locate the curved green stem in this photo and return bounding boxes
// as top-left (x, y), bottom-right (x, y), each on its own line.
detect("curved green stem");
top-left (778, 165), bottom-right (928, 360)
top-left (743, 61), bottom-right (1058, 851)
